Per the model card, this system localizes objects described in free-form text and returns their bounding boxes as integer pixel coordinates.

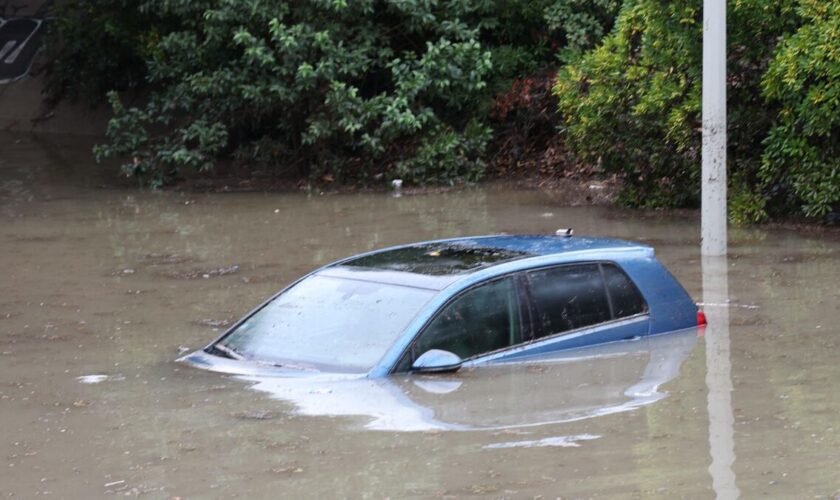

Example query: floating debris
[193,318,233,328]
[159,265,240,280]
[234,410,276,420]
[76,374,125,384]
[271,465,304,475]
[696,302,760,310]
[142,253,194,265]
[484,434,601,449]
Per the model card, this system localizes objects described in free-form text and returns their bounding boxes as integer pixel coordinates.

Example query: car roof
[316,235,652,291]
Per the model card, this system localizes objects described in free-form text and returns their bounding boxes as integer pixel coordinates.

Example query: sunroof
[342,243,531,276]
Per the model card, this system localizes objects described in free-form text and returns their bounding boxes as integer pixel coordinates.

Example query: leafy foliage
[395,121,493,185]
[86,0,496,184]
[553,0,801,215]
[761,0,840,218]
[488,72,564,177]
[544,0,620,59]
[41,1,166,106]
[47,0,619,186]
[45,0,836,221]
[554,0,703,208]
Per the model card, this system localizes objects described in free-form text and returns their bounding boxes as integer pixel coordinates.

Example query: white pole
[702,0,727,256]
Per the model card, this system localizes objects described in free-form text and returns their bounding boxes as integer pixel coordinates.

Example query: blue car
[180,232,704,377]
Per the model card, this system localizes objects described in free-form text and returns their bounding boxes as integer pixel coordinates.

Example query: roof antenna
[555,228,574,237]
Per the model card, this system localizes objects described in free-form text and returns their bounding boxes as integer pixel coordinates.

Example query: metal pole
[702,0,727,256]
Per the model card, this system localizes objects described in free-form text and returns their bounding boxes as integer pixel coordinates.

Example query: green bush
[44,0,837,221]
[554,0,799,212]
[41,0,164,106]
[85,0,497,185]
[761,0,840,218]
[553,0,702,208]
[46,0,621,186]
[544,0,621,60]
[395,121,492,185]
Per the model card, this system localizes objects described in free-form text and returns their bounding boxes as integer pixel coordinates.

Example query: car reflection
[239,328,699,431]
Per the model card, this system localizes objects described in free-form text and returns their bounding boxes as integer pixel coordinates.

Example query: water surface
[1,133,839,498]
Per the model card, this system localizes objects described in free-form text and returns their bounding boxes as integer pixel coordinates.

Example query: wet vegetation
[42,0,839,221]
[44,0,616,186]
[554,0,839,221]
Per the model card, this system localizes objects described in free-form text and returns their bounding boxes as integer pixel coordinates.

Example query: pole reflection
[702,255,739,499]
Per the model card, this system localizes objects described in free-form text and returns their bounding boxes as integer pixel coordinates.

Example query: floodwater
[1,132,839,499]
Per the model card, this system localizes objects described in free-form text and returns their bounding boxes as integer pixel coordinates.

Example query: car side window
[601,263,647,318]
[413,277,523,361]
[527,264,611,338]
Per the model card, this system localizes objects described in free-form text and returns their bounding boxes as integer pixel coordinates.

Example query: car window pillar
[597,263,616,319]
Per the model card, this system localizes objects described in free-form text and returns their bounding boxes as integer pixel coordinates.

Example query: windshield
[215,274,436,372]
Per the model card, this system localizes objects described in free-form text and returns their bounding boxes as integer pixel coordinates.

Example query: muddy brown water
[1,133,839,499]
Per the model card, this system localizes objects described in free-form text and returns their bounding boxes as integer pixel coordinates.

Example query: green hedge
[554,0,802,218]
[761,0,840,218]
[93,0,497,186]
[554,0,703,208]
[42,1,164,106]
[45,0,620,187]
[45,0,836,220]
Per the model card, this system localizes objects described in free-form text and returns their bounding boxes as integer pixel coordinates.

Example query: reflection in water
[242,330,698,432]
[75,374,109,384]
[703,255,740,499]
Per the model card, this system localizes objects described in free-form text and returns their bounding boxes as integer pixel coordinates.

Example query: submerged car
[180,232,704,377]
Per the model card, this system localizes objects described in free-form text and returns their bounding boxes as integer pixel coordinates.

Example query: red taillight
[697,310,707,326]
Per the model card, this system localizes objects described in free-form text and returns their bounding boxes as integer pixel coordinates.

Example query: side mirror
[411,349,463,374]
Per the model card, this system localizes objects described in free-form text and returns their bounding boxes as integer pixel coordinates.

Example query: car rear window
[601,263,647,318]
[527,264,611,337]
